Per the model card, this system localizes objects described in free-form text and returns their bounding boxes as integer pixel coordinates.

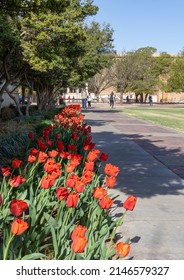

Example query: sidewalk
[83,105,184,260]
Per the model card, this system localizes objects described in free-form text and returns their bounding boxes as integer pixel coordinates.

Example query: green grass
[119,107,184,132]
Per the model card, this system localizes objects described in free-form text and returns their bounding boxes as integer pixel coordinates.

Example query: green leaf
[49,224,58,258]
[21,253,46,260]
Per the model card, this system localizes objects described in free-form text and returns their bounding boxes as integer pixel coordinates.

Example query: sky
[91,0,184,55]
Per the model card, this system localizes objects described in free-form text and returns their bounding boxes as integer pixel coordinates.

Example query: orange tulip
[85,161,94,171]
[99,196,113,209]
[66,174,79,188]
[71,236,87,253]
[48,150,59,158]
[66,192,78,208]
[86,149,100,162]
[93,186,107,200]
[71,225,87,240]
[65,164,76,173]
[41,175,55,189]
[74,181,85,193]
[38,151,48,163]
[123,195,137,211]
[104,163,120,177]
[116,242,130,258]
[11,218,29,235]
[105,176,116,188]
[28,154,36,163]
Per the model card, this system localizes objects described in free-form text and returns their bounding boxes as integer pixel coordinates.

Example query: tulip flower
[116,242,130,258]
[123,195,137,211]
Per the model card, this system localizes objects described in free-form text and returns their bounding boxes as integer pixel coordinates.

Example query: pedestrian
[81,91,87,108]
[149,95,153,106]
[18,94,22,104]
[109,91,115,108]
[87,93,92,107]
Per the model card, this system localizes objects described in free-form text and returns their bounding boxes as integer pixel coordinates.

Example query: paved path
[83,104,184,260]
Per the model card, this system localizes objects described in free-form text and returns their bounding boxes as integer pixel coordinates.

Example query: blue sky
[91,0,184,55]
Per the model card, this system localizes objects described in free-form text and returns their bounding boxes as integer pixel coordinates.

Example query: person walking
[109,91,115,108]
[87,93,92,108]
[81,91,87,108]
[149,95,153,106]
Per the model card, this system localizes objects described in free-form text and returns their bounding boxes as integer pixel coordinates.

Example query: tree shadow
[84,112,184,199]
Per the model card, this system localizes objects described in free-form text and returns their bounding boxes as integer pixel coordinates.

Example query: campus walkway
[83,104,184,260]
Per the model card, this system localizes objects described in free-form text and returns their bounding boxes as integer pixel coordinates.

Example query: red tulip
[28,132,34,139]
[99,153,108,162]
[12,159,22,169]
[10,200,28,217]
[1,167,11,177]
[123,195,137,211]
[56,187,69,201]
[9,175,26,188]
[66,192,78,208]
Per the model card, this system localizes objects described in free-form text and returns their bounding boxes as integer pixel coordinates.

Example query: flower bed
[0,105,137,260]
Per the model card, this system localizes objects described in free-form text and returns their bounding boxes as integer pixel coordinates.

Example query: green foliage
[167,53,184,92]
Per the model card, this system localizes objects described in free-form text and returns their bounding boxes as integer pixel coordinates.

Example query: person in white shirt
[87,93,92,107]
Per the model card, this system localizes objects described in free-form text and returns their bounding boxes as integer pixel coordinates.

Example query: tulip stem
[3,233,14,260]
[108,210,127,249]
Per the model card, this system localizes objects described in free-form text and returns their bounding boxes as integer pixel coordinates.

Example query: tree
[126,47,160,102]
[113,51,139,102]
[167,50,184,92]
[70,21,114,89]
[0,15,25,113]
[88,60,114,100]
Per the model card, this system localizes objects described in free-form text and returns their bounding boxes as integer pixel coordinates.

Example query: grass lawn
[118,107,184,132]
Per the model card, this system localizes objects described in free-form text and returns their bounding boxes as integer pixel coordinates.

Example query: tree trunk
[25,87,32,117]
[21,85,26,105]
[0,81,9,113]
[144,93,148,102]
[7,91,24,116]
[135,94,139,103]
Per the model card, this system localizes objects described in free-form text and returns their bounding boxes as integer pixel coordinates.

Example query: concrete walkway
[83,104,184,260]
